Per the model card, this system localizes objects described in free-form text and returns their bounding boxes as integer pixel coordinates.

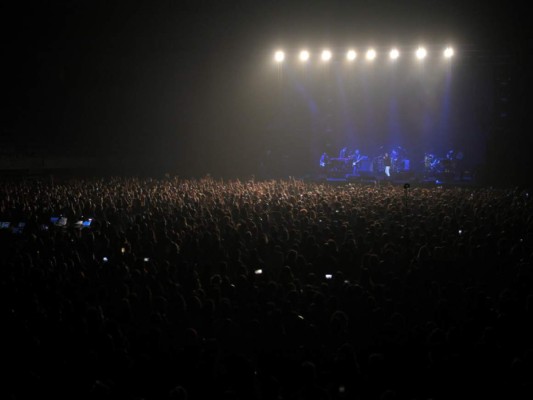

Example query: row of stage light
[273,47,455,63]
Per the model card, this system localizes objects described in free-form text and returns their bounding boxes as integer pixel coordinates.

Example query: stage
[309,168,478,187]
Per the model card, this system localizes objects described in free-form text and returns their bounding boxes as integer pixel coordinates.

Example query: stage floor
[310,170,477,187]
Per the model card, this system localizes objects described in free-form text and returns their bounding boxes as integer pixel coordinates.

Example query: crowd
[1,176,532,400]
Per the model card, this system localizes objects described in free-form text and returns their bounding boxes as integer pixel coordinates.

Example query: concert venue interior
[2,2,533,400]
[1,3,532,185]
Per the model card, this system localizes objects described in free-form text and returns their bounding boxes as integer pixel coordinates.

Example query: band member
[446,149,455,160]
[339,146,349,158]
[424,153,434,170]
[352,149,367,173]
[319,152,329,168]
[383,152,392,177]
[353,149,362,162]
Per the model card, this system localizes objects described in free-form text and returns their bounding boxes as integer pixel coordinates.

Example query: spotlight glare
[274,50,285,63]
[365,48,377,61]
[444,47,454,58]
[346,50,357,61]
[299,50,310,62]
[321,49,332,61]
[416,47,427,60]
[389,48,400,60]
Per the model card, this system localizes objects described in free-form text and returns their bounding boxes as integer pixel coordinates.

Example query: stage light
[321,49,332,61]
[443,47,454,58]
[346,50,357,61]
[365,48,376,61]
[389,48,400,60]
[416,47,427,60]
[299,50,310,62]
[274,50,285,63]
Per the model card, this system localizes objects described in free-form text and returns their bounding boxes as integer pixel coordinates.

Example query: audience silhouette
[1,176,532,399]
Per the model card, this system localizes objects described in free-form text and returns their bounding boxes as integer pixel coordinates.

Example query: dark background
[2,1,532,183]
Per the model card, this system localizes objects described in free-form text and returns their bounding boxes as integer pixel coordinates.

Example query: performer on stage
[353,149,362,162]
[319,152,329,168]
[383,152,392,177]
[446,149,455,160]
[339,146,350,159]
[351,149,368,173]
